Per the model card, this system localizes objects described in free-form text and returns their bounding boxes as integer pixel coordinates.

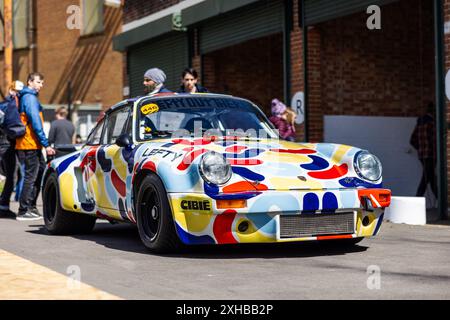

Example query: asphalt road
[1,201,450,300]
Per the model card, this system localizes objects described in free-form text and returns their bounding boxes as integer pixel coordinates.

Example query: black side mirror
[116,133,132,148]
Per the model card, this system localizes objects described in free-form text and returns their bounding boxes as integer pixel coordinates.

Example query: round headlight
[199,151,232,185]
[355,151,382,181]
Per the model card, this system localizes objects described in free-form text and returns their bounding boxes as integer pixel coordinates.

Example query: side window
[125,113,133,136]
[102,108,131,145]
[86,119,105,146]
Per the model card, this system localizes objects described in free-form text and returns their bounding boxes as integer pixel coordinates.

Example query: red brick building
[113,0,449,219]
[0,0,123,138]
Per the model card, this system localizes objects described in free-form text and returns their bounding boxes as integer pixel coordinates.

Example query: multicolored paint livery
[44,94,391,250]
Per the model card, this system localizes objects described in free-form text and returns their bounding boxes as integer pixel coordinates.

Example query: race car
[42,93,391,253]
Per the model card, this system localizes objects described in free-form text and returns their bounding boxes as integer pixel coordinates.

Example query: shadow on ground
[26,222,368,259]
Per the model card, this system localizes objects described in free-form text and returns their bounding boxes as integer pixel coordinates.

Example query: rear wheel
[135,174,182,253]
[43,172,96,235]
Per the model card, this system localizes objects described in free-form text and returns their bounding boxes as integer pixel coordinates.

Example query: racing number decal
[141,103,159,115]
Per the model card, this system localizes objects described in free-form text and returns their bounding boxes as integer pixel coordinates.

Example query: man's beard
[144,83,157,94]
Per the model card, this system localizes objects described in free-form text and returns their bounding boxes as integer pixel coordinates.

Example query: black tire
[43,172,96,235]
[135,174,182,253]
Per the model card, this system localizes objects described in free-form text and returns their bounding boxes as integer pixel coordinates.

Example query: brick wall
[307,0,435,141]
[123,0,180,24]
[37,0,123,108]
[1,0,123,108]
[202,34,284,116]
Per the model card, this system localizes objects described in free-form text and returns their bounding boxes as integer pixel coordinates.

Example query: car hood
[139,137,382,192]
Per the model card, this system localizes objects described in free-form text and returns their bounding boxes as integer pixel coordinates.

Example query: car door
[95,106,133,219]
[77,117,105,212]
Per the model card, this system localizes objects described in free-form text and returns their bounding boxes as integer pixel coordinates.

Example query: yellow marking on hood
[331,145,352,163]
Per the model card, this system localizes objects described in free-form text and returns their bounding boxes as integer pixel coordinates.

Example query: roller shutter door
[128,32,188,97]
[304,0,400,26]
[200,0,284,54]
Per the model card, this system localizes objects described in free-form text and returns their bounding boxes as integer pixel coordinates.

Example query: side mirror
[116,133,132,148]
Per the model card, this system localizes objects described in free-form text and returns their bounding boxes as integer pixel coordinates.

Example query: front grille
[280,212,355,239]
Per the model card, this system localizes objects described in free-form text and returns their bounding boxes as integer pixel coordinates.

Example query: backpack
[0,96,26,139]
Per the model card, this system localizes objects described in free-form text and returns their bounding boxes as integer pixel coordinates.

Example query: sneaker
[0,209,16,219]
[29,206,41,216]
[16,211,42,221]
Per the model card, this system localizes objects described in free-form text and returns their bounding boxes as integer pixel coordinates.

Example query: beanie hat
[271,98,287,116]
[144,68,167,84]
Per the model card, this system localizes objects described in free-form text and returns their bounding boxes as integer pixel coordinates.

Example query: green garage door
[128,32,188,97]
[200,0,284,54]
[304,0,400,26]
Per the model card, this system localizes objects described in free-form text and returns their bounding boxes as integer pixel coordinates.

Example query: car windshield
[136,96,279,141]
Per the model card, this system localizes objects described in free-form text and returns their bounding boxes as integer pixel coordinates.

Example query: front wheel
[43,172,96,235]
[135,174,182,253]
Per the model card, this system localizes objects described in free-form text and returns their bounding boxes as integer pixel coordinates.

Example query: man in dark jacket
[48,106,75,158]
[410,102,437,198]
[143,68,172,95]
[177,68,208,94]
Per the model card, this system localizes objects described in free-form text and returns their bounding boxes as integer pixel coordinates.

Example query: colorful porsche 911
[42,93,391,252]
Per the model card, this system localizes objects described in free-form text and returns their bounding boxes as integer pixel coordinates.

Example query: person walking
[143,68,172,95]
[410,102,437,199]
[269,99,296,142]
[0,81,24,219]
[15,72,55,221]
[48,106,75,158]
[177,68,208,94]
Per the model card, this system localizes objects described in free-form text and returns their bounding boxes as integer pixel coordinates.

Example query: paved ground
[1,199,449,300]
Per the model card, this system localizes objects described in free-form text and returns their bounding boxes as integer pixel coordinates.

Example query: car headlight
[354,151,382,181]
[199,151,232,185]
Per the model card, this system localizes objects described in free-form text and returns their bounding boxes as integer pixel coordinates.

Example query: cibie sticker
[141,103,159,115]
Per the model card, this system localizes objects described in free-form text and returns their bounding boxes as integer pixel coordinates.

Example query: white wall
[324,115,423,197]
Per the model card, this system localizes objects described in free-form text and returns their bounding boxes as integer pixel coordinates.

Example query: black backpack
[0,96,26,139]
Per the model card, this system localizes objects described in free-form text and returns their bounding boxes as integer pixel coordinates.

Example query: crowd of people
[0,67,300,221]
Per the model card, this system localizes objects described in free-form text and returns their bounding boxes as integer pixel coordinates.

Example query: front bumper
[168,189,391,245]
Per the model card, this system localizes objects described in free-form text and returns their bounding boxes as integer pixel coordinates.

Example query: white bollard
[384,197,426,225]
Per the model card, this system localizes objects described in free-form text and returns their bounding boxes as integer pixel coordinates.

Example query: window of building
[0,0,29,50]
[81,0,104,36]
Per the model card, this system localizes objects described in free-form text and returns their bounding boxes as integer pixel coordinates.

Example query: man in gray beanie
[143,68,172,95]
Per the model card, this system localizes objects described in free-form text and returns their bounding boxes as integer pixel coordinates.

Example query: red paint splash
[270,148,316,154]
[142,160,157,172]
[225,145,248,153]
[111,170,126,197]
[177,148,208,171]
[228,159,263,166]
[172,137,217,146]
[307,164,348,180]
[213,210,238,244]
[223,181,268,193]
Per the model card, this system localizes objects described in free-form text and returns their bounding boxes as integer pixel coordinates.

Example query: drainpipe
[301,0,309,141]
[283,0,293,105]
[4,0,13,90]
[434,0,448,220]
[28,0,37,72]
